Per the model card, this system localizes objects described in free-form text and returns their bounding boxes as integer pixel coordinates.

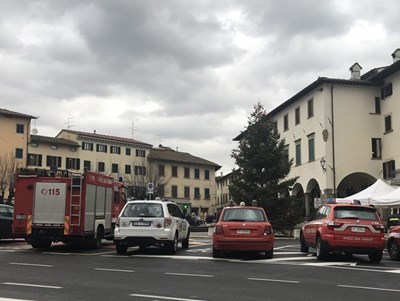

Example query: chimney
[349,62,362,80]
[392,48,400,63]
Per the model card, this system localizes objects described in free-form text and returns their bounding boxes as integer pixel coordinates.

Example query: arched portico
[337,172,376,198]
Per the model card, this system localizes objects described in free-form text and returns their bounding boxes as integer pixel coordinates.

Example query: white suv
[114,199,190,254]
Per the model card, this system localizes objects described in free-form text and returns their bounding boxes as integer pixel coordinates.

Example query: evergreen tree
[230,102,303,232]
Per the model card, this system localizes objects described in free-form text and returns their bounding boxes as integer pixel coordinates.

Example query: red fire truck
[12,168,127,249]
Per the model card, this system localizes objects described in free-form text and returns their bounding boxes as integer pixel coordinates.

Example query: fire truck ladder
[70,173,83,227]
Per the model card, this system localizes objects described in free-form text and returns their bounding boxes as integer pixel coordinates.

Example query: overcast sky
[1,0,399,175]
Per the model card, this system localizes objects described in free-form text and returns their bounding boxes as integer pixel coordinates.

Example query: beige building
[215,171,235,214]
[0,108,37,167]
[148,145,221,215]
[240,48,400,217]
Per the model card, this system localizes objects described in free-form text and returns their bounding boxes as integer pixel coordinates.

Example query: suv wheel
[182,231,190,249]
[388,240,400,261]
[166,233,178,254]
[369,250,383,263]
[116,243,128,255]
[264,249,273,259]
[316,236,328,260]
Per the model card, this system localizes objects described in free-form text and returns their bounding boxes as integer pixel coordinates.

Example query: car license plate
[237,229,250,234]
[133,221,151,226]
[351,226,365,233]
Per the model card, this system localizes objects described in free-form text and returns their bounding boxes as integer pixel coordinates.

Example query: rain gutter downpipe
[330,84,337,196]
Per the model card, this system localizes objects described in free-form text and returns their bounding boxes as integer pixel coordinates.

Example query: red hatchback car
[387,225,400,261]
[300,201,385,263]
[212,206,275,258]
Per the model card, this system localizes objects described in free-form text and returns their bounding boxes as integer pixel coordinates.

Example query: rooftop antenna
[31,119,38,135]
[66,117,75,130]
[130,121,138,139]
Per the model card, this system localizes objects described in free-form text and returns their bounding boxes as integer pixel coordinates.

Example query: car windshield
[334,206,378,221]
[222,208,266,222]
[122,203,163,217]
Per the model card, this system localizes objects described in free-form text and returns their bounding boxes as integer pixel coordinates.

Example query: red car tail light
[164,217,172,228]
[327,220,343,230]
[215,225,223,235]
[373,224,385,233]
[264,225,273,235]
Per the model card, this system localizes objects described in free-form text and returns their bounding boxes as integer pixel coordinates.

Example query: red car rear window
[222,208,266,222]
[333,206,378,221]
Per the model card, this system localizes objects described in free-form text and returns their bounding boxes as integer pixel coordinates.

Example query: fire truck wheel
[116,243,128,255]
[92,227,104,249]
[31,240,51,250]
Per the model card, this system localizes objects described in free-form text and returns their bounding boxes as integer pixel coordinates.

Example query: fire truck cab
[13,168,127,249]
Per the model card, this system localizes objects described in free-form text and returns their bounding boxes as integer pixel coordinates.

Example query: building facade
[255,48,400,216]
[148,145,221,215]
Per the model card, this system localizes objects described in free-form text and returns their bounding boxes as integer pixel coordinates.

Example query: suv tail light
[164,217,172,228]
[327,220,343,230]
[373,224,385,233]
[215,225,223,235]
[264,225,273,235]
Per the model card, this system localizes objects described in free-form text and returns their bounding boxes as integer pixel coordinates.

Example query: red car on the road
[300,200,385,263]
[387,225,400,261]
[212,206,274,258]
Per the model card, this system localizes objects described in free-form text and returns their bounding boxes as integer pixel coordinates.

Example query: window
[136,149,146,157]
[16,124,24,134]
[283,114,289,131]
[46,156,61,168]
[112,163,118,173]
[295,107,300,125]
[307,98,314,118]
[283,145,289,162]
[135,166,146,175]
[374,97,381,114]
[308,134,315,162]
[84,160,91,171]
[159,165,165,176]
[204,188,210,200]
[273,121,278,135]
[171,186,178,198]
[66,158,80,170]
[96,144,107,153]
[98,162,105,172]
[204,170,210,180]
[82,142,93,151]
[110,146,121,154]
[295,140,301,166]
[125,165,131,174]
[158,185,165,197]
[184,186,190,198]
[381,82,393,100]
[371,138,382,159]
[184,167,190,178]
[194,169,200,179]
[385,114,392,133]
[126,148,131,156]
[383,160,396,179]
[172,166,178,177]
[194,188,200,199]
[28,154,42,166]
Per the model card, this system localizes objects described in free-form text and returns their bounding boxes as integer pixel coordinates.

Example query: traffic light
[183,204,189,210]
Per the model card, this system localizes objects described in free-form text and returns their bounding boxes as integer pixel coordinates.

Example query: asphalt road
[0,237,400,301]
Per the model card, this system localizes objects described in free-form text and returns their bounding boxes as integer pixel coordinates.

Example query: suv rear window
[122,203,164,217]
[222,208,266,222]
[334,206,378,221]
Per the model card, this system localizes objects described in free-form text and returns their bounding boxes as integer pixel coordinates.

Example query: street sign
[147,182,154,194]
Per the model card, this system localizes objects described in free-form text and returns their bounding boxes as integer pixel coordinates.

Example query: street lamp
[320,157,326,172]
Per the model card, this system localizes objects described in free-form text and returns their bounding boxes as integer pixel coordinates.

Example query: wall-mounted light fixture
[320,157,326,172]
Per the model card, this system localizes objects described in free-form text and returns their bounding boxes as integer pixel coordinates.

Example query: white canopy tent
[370,186,400,207]
[341,179,396,205]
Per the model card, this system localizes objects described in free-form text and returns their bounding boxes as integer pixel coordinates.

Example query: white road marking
[248,277,300,284]
[130,294,206,301]
[9,262,53,268]
[303,261,358,267]
[95,268,134,273]
[165,272,214,278]
[385,269,400,273]
[274,245,298,250]
[0,297,35,301]
[2,282,62,289]
[338,285,400,293]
